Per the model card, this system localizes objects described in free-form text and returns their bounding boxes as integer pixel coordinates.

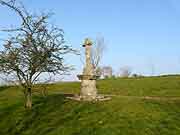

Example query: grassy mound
[1,75,180,135]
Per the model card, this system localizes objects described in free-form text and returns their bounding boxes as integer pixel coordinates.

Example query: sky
[0,0,180,81]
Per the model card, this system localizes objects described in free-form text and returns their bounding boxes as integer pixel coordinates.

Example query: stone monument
[67,38,111,101]
[77,38,98,100]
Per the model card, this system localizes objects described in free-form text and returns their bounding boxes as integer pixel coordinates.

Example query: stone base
[66,94,111,102]
[80,79,97,99]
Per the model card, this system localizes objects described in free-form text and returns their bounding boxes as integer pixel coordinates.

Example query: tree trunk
[25,87,32,109]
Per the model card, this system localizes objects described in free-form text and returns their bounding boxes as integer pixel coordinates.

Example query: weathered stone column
[77,38,98,101]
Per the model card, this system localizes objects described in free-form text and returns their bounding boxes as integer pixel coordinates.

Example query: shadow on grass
[0,86,11,92]
[0,94,68,135]
[1,93,107,135]
[33,94,67,108]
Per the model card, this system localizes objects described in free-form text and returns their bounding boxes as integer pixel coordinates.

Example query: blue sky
[0,0,180,80]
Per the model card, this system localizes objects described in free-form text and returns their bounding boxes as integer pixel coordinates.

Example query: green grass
[98,76,180,96]
[1,75,180,135]
[47,75,180,97]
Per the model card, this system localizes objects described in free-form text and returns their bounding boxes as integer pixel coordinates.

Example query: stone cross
[67,38,111,101]
[77,38,97,100]
[83,38,94,75]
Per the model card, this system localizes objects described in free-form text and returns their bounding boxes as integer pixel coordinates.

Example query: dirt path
[103,94,180,101]
[49,91,180,101]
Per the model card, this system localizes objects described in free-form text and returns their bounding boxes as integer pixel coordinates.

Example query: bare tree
[101,66,113,78]
[91,36,106,74]
[0,0,76,109]
[146,58,156,76]
[119,66,132,77]
[149,62,155,76]
[95,67,102,77]
[33,74,55,97]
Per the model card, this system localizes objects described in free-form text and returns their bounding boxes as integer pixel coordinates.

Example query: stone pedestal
[81,80,97,100]
[77,74,98,101]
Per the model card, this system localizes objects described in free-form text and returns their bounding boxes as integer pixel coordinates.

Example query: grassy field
[1,75,180,135]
